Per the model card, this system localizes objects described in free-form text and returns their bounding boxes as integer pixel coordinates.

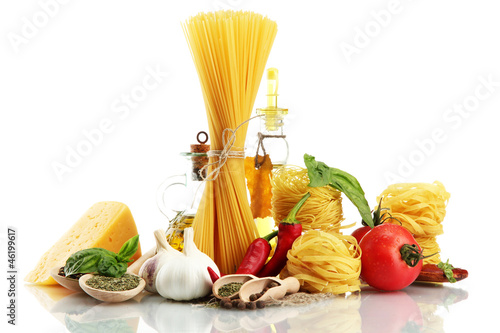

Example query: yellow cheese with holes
[25,201,142,285]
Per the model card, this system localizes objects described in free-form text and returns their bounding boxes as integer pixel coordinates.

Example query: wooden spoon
[239,276,300,302]
[212,274,257,300]
[79,274,145,303]
[50,266,84,292]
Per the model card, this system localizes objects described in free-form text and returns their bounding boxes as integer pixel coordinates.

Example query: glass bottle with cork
[156,131,209,251]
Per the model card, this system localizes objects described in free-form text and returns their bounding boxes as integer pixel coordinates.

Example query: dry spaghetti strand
[183,11,278,274]
[377,181,450,264]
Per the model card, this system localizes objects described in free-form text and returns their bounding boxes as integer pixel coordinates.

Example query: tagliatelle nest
[271,166,344,232]
[377,181,450,264]
[280,230,362,294]
[377,181,450,237]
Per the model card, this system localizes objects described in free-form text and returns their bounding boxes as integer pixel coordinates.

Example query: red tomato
[359,224,423,291]
[351,226,372,244]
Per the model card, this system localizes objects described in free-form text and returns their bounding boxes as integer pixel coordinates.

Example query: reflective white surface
[18,282,475,333]
[2,0,500,332]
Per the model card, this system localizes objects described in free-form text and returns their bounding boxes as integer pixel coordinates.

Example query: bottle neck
[259,112,286,136]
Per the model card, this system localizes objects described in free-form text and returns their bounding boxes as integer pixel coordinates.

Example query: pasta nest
[377,181,450,264]
[281,230,362,294]
[376,181,450,237]
[271,166,344,232]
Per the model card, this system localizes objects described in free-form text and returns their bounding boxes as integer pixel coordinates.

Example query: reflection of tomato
[360,290,423,333]
[359,224,423,291]
[351,225,371,244]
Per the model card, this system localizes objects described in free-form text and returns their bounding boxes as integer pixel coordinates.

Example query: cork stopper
[191,131,210,154]
[190,131,209,181]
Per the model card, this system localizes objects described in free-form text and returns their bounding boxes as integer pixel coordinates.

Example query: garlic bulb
[156,227,220,301]
[139,229,182,293]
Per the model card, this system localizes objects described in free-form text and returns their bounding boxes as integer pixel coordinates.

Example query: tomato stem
[400,244,437,267]
[361,197,401,228]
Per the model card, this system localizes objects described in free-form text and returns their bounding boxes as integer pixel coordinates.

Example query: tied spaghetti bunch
[183,11,278,274]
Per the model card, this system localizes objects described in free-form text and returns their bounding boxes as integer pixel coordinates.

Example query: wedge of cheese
[25,201,142,285]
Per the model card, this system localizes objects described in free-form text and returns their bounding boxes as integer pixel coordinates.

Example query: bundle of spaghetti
[183,11,278,274]
[281,230,362,294]
[271,166,344,232]
[377,181,450,264]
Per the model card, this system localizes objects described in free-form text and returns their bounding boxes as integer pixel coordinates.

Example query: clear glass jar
[254,108,289,168]
[156,132,209,251]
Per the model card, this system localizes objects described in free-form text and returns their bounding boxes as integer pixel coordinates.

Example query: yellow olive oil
[166,214,195,251]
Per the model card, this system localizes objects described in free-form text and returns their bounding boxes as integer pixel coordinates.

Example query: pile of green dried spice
[86,274,140,291]
[217,282,243,297]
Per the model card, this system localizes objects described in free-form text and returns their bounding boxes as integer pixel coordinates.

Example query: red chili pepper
[207,266,220,283]
[235,230,278,275]
[257,193,310,277]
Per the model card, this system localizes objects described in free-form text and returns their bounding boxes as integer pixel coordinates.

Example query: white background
[1,0,499,332]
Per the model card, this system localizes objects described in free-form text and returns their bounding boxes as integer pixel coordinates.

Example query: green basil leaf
[98,256,127,278]
[303,154,334,187]
[117,235,139,262]
[438,259,457,283]
[64,252,101,276]
[304,154,374,228]
[64,248,115,276]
